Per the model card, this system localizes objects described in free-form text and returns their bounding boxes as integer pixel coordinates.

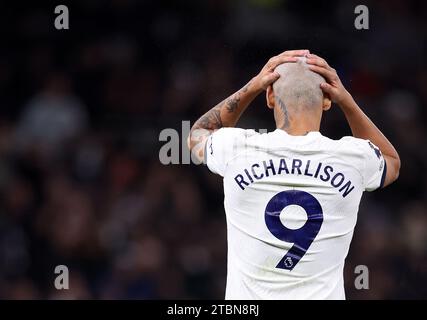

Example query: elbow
[187,128,198,153]
[394,156,401,181]
[390,154,401,183]
[187,132,192,152]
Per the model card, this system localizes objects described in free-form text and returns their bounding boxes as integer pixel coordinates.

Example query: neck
[275,110,321,136]
[276,123,320,136]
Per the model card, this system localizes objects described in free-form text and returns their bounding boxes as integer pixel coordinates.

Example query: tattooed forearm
[192,79,258,135]
[275,95,290,129]
[188,78,261,162]
[193,105,223,131]
[225,80,252,113]
[241,81,251,93]
[226,95,240,113]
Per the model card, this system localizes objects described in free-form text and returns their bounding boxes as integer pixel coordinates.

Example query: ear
[322,93,332,111]
[266,85,275,109]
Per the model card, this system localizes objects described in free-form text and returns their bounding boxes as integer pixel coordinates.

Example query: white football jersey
[206,128,386,300]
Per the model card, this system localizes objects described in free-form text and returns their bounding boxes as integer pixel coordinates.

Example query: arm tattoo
[275,96,290,129]
[194,105,223,130]
[189,80,256,161]
[241,82,250,93]
[193,80,253,131]
[226,95,240,113]
[226,80,252,113]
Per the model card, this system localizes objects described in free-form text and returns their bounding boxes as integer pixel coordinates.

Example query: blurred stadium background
[0,0,426,299]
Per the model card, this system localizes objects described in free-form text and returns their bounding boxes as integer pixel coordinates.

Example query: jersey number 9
[264,190,324,271]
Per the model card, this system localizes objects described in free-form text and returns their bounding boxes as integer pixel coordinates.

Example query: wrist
[338,91,356,111]
[249,76,266,95]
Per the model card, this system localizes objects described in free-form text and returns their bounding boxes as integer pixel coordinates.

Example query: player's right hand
[306,54,352,106]
[252,49,310,91]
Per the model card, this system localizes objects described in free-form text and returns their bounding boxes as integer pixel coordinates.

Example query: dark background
[0,0,426,299]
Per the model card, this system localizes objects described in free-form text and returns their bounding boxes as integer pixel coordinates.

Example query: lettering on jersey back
[234,158,355,198]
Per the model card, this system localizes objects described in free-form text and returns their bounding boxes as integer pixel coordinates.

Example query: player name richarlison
[234,157,355,198]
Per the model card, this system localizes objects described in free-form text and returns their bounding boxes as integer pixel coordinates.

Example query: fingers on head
[308,65,335,80]
[307,58,327,68]
[268,56,297,70]
[306,54,333,71]
[280,49,310,57]
[320,82,332,90]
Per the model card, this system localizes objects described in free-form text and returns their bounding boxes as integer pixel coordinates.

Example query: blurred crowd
[0,0,426,299]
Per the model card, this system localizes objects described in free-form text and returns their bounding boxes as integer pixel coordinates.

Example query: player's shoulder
[338,135,375,149]
[331,135,379,158]
[212,127,259,141]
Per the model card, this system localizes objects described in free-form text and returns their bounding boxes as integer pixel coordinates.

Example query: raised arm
[187,49,309,163]
[307,54,400,187]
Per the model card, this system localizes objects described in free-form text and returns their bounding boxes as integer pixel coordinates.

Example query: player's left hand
[305,54,352,106]
[252,49,310,91]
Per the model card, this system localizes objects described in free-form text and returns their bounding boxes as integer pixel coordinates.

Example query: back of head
[273,57,325,112]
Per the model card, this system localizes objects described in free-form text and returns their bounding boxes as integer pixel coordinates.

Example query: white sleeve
[360,140,387,191]
[205,128,252,177]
